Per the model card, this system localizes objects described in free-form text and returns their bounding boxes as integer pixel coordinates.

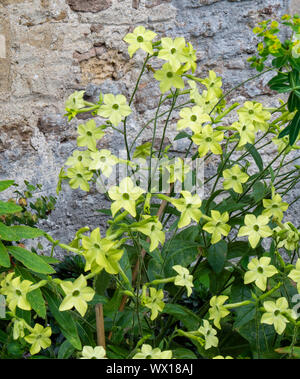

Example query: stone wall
[0,0,299,256]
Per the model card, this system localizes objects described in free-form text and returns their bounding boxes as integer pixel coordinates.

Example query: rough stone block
[66,0,112,13]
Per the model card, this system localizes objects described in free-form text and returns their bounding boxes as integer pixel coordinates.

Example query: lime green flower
[98,94,132,126]
[0,272,15,297]
[77,119,105,151]
[66,150,91,168]
[166,157,191,184]
[274,222,300,251]
[182,42,197,73]
[198,320,218,350]
[262,191,288,221]
[213,355,233,359]
[133,142,152,159]
[123,26,157,57]
[12,318,26,340]
[170,190,202,229]
[133,216,165,252]
[199,70,222,97]
[4,276,33,312]
[59,274,95,317]
[89,149,118,177]
[80,346,107,359]
[173,265,194,297]
[108,177,145,217]
[67,164,93,192]
[192,125,224,157]
[143,287,165,321]
[177,106,211,133]
[65,90,86,111]
[208,295,230,329]
[188,81,219,114]
[244,257,278,291]
[133,344,172,359]
[288,258,300,293]
[203,210,231,244]
[157,37,187,72]
[237,101,271,129]
[81,228,124,274]
[222,165,249,194]
[154,62,185,93]
[232,120,256,147]
[24,323,52,356]
[238,214,272,248]
[261,297,295,335]
[272,135,291,154]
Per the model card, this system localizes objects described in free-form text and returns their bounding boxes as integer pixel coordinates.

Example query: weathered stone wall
[0,0,299,256]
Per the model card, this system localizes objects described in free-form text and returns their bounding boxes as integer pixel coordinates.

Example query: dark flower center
[123,193,130,200]
[87,131,92,136]
[171,48,177,54]
[112,104,119,110]
[167,72,173,78]
[274,310,280,316]
[257,266,264,274]
[248,110,254,115]
[191,115,197,122]
[206,137,212,142]
[232,175,238,180]
[137,36,144,43]
[72,290,80,297]
[254,225,259,231]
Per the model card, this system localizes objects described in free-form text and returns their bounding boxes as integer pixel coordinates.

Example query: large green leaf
[0,240,10,268]
[0,180,15,192]
[164,303,200,330]
[0,223,44,241]
[231,281,255,328]
[57,340,76,359]
[8,246,55,274]
[162,240,200,277]
[43,289,82,350]
[207,240,227,274]
[0,201,22,216]
[245,143,263,172]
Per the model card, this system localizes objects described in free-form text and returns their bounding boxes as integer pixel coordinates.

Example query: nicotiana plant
[1,15,300,359]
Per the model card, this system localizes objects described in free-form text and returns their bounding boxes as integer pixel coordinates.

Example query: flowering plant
[1,14,300,359]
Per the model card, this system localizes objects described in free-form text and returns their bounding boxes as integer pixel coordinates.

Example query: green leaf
[252,181,266,202]
[164,303,200,330]
[0,180,15,192]
[227,241,251,259]
[0,223,44,241]
[272,55,288,69]
[94,271,111,296]
[58,340,75,359]
[7,246,55,274]
[289,111,300,145]
[288,91,300,112]
[174,131,191,141]
[27,289,46,319]
[0,201,22,216]
[43,289,82,350]
[0,240,10,268]
[172,348,197,359]
[245,143,263,171]
[231,281,255,328]
[119,248,132,285]
[207,240,227,274]
[162,240,199,277]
